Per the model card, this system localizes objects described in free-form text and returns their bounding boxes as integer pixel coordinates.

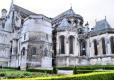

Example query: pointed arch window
[69,36,74,54]
[110,37,114,54]
[21,47,25,56]
[94,40,98,56]
[80,40,86,56]
[102,38,106,54]
[60,36,65,54]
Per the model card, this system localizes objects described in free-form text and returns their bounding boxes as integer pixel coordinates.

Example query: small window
[74,20,77,24]
[21,19,24,25]
[68,20,71,24]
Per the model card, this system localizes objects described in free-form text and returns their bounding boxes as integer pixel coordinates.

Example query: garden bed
[3,71,114,80]
[0,68,63,79]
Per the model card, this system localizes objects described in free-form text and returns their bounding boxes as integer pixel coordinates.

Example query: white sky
[0,0,114,28]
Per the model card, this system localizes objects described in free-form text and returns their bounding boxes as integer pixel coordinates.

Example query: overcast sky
[0,0,114,28]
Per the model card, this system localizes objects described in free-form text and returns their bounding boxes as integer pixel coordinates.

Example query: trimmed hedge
[0,67,19,70]
[0,67,103,74]
[27,69,103,74]
[57,65,114,70]
[27,69,52,74]
[3,71,114,80]
[77,70,104,74]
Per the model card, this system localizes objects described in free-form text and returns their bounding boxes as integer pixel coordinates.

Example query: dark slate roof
[58,18,70,27]
[53,8,76,21]
[52,8,83,24]
[93,19,111,32]
[13,4,38,18]
[89,28,114,37]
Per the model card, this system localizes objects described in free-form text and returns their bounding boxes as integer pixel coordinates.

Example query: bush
[6,71,114,80]
[0,73,5,77]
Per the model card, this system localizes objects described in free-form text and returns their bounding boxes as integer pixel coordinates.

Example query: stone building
[0,1,114,70]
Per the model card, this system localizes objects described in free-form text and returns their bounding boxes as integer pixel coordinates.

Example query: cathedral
[0,1,114,70]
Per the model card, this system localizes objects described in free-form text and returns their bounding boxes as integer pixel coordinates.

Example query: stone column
[74,36,78,56]
[12,40,16,55]
[86,39,89,57]
[56,35,59,56]
[98,39,102,56]
[66,57,69,66]
[91,40,95,57]
[65,36,69,56]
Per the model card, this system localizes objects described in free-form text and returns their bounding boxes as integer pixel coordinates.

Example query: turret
[1,9,7,18]
[84,21,89,33]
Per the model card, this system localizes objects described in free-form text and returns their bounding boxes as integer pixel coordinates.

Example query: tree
[52,27,57,69]
[52,66,57,74]
[73,66,78,74]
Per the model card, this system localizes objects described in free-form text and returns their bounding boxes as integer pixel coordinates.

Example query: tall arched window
[80,40,86,56]
[60,36,65,54]
[94,40,98,56]
[110,37,114,54]
[69,36,74,54]
[102,38,106,54]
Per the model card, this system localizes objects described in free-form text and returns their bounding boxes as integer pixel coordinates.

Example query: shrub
[0,73,5,77]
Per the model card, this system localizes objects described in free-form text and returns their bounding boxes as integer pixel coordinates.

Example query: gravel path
[58,70,73,75]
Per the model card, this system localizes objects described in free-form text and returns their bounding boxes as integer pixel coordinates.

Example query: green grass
[1,65,114,79]
[3,71,114,80]
[0,68,64,79]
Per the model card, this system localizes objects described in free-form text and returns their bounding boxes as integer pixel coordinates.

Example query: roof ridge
[13,4,38,15]
[53,8,75,20]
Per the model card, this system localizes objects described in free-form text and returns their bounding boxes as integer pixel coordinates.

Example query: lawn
[0,68,63,79]
[1,65,114,79]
